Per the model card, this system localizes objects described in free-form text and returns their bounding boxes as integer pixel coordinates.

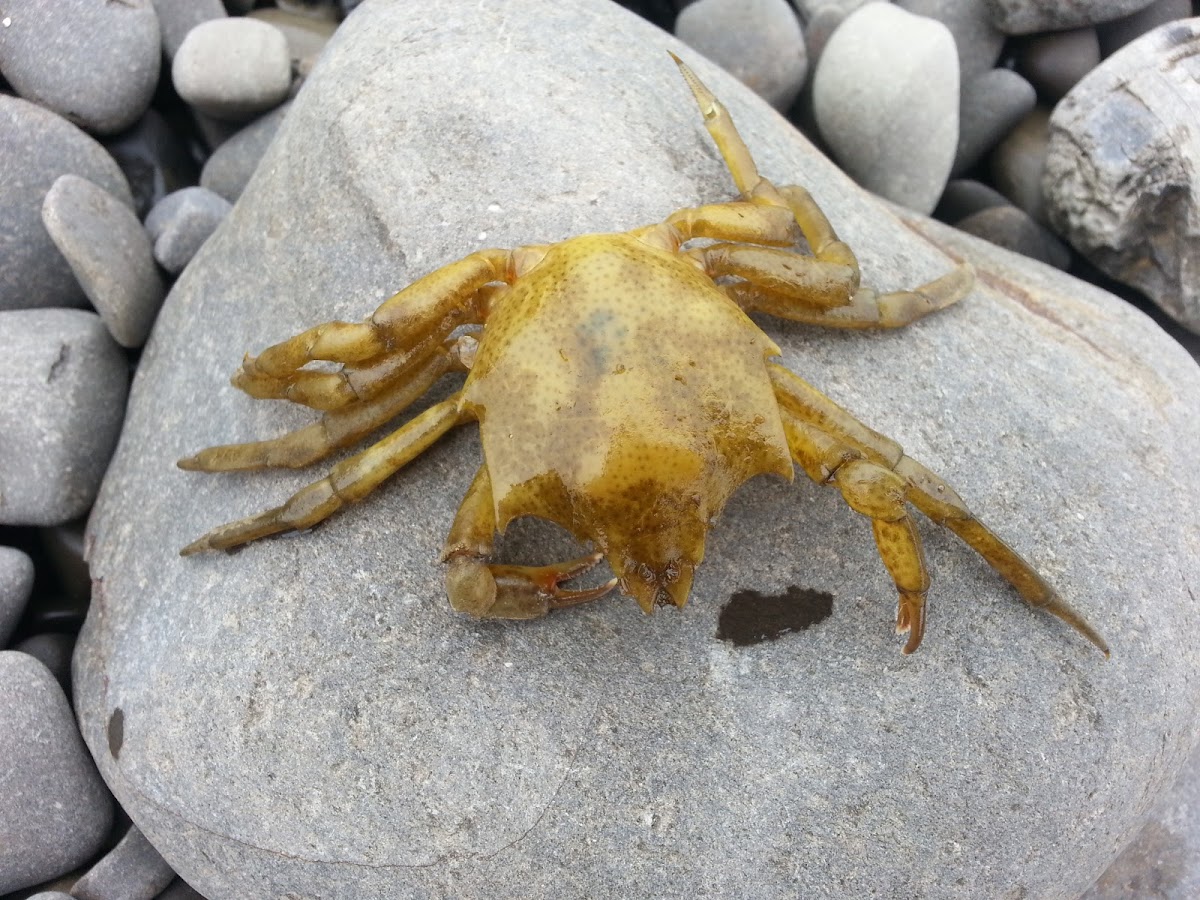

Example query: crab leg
[770,364,1108,655]
[442,465,617,619]
[179,336,475,472]
[180,395,466,554]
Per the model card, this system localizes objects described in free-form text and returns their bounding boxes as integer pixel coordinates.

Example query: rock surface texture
[983,0,1162,34]
[1044,18,1200,335]
[75,2,1200,899]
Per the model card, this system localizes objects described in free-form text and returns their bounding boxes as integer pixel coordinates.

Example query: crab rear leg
[442,466,617,619]
[181,395,465,554]
[770,364,1108,655]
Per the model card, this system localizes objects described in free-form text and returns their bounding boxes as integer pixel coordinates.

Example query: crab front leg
[770,364,1109,655]
[442,466,617,619]
[181,395,466,554]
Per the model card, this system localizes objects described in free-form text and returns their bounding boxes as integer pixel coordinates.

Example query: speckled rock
[42,175,166,349]
[75,1,1200,898]
[172,18,292,121]
[0,547,35,646]
[199,103,290,203]
[813,2,959,213]
[675,0,807,110]
[71,826,176,900]
[0,653,113,893]
[0,96,133,311]
[15,633,75,694]
[0,0,160,134]
[145,187,232,275]
[1044,19,1200,334]
[896,0,1006,79]
[982,0,1162,34]
[953,68,1037,176]
[0,309,129,526]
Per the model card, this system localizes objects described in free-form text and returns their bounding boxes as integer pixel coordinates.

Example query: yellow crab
[180,56,1107,656]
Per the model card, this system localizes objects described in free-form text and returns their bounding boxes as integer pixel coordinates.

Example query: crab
[179,55,1107,657]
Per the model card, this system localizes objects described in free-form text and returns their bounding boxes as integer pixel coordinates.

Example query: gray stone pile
[1,0,1199,898]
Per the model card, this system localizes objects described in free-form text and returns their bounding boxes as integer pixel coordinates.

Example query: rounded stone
[0,0,161,135]
[172,18,293,121]
[896,0,1006,79]
[675,0,808,110]
[73,2,1200,898]
[0,546,35,646]
[989,105,1052,223]
[0,652,114,893]
[955,204,1072,268]
[0,96,133,312]
[42,175,166,349]
[1044,19,1200,333]
[813,2,959,214]
[982,0,1163,35]
[14,634,76,694]
[71,826,176,900]
[145,187,233,275]
[199,103,290,203]
[0,309,129,527]
[953,67,1037,176]
[1017,26,1102,101]
[151,0,227,60]
[934,178,1014,222]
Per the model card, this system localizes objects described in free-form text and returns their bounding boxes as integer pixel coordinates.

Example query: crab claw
[445,551,618,620]
[895,590,928,656]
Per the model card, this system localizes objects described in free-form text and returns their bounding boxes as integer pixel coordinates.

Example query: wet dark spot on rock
[717,586,833,647]
[108,707,124,760]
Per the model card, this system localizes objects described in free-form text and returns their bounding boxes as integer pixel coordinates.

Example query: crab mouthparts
[617,555,698,613]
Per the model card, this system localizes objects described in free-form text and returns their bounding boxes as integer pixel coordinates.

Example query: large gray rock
[0,96,133,311]
[982,0,1161,34]
[1044,19,1200,335]
[76,1,1200,898]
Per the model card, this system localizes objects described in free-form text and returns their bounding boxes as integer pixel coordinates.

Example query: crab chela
[179,55,1107,657]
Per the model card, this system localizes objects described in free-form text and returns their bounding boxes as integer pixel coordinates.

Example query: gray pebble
[42,175,166,349]
[0,0,161,135]
[896,0,1006,78]
[155,880,207,900]
[199,103,290,202]
[1017,26,1101,100]
[988,105,1051,223]
[151,0,227,60]
[145,187,233,274]
[0,652,113,893]
[956,204,1071,268]
[1097,0,1192,56]
[0,96,133,312]
[813,2,959,213]
[934,178,1012,221]
[103,109,200,220]
[803,4,845,62]
[981,0,1162,35]
[675,0,807,110]
[172,18,293,122]
[0,309,129,527]
[14,633,76,694]
[0,546,35,647]
[72,826,177,900]
[953,67,1037,176]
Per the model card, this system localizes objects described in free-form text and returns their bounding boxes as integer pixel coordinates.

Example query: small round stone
[1017,27,1101,100]
[145,187,233,274]
[956,204,1072,268]
[0,309,129,527]
[989,105,1052,223]
[954,68,1037,176]
[0,652,113,893]
[934,178,1012,222]
[0,0,160,135]
[42,175,165,349]
[199,103,290,202]
[896,0,1006,79]
[813,3,959,213]
[152,0,227,60]
[172,18,293,122]
[71,826,177,900]
[0,96,133,312]
[0,547,35,647]
[675,0,808,110]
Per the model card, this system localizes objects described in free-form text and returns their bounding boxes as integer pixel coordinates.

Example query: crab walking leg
[770,364,1109,654]
[442,466,617,619]
[179,338,471,472]
[781,414,932,653]
[180,396,465,555]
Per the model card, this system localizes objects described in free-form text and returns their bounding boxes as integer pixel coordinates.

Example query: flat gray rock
[0,96,133,311]
[0,0,160,135]
[1044,18,1200,335]
[42,175,166,349]
[172,18,292,122]
[198,103,290,203]
[145,187,232,275]
[983,0,1161,34]
[71,825,176,900]
[0,652,113,893]
[76,1,1200,898]
[0,546,35,646]
[0,309,129,526]
[813,3,958,214]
